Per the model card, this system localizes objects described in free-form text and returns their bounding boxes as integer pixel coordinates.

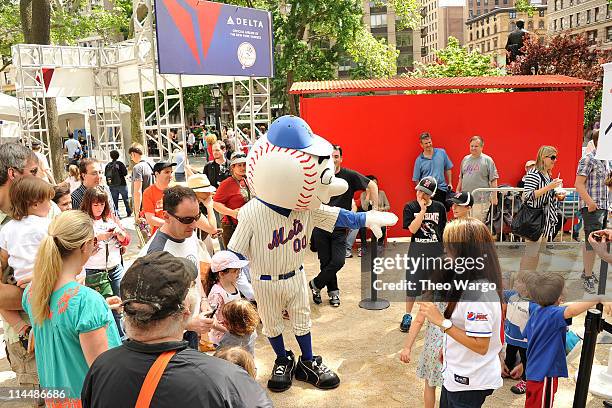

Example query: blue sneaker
[400,314,412,332]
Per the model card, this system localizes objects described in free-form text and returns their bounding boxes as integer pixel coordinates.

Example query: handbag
[85,242,114,298]
[511,204,545,241]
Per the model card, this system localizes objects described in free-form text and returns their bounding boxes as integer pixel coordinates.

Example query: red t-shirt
[214,177,248,224]
[142,184,165,234]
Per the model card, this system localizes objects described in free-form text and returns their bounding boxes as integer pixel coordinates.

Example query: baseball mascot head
[246,115,348,210]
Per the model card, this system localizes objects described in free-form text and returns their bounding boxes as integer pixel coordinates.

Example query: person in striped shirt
[519,146,566,273]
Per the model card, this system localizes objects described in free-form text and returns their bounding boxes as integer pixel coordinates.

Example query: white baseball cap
[211,251,249,273]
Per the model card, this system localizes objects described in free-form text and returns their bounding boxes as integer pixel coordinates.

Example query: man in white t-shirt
[138,185,213,348]
[64,134,81,161]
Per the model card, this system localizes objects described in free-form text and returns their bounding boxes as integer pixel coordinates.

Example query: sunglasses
[168,211,201,225]
[547,155,557,161]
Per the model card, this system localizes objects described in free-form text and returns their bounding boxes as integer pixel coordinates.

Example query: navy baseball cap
[265,115,333,156]
[449,191,474,207]
[153,161,176,174]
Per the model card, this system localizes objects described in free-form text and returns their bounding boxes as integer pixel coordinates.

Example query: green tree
[406,37,504,93]
[223,0,419,115]
[507,34,612,129]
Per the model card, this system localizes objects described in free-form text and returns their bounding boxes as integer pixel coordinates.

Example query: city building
[339,0,420,77]
[420,1,465,63]
[464,5,548,66]
[547,0,612,49]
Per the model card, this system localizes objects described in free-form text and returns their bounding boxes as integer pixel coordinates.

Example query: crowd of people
[0,120,610,408]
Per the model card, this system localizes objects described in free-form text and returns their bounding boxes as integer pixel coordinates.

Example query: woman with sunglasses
[214,152,252,248]
[80,187,130,337]
[22,210,121,406]
[519,146,566,272]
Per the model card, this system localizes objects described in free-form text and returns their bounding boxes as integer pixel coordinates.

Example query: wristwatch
[441,319,453,333]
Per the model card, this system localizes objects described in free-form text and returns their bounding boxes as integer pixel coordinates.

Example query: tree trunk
[129,93,144,146]
[286,70,298,116]
[220,83,234,126]
[21,0,64,179]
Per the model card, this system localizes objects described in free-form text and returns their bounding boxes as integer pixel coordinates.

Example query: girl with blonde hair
[214,346,257,378]
[519,145,566,272]
[0,177,54,348]
[23,210,121,406]
[64,164,81,193]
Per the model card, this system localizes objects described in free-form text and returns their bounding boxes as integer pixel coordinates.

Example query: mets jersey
[228,199,339,277]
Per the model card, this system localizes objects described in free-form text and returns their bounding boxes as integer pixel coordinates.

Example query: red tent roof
[289,75,595,95]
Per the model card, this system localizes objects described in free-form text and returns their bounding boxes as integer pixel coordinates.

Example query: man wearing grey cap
[82,251,272,408]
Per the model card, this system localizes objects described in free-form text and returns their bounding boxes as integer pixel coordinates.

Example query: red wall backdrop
[300,90,585,237]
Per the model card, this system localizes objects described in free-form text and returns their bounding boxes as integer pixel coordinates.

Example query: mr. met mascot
[228,116,397,392]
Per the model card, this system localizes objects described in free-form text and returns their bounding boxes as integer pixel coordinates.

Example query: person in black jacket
[506,19,528,64]
[105,150,132,218]
[81,251,272,408]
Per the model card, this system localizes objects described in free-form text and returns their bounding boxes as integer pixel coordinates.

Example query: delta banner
[597,63,612,160]
[154,0,273,77]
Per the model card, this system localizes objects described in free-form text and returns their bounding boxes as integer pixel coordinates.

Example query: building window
[495,0,499,4]
[493,37,498,48]
[396,30,413,47]
[607,26,612,41]
[539,36,545,44]
[484,8,488,13]
[569,0,573,6]
[539,9,545,17]
[509,10,516,18]
[470,32,473,41]
[477,30,480,39]
[370,14,387,27]
[487,41,490,51]
[587,9,591,23]
[608,4,611,19]
[569,15,573,28]
[553,19,557,31]
[485,0,488,4]
[469,45,473,52]
[503,0,508,4]
[560,17,564,29]
[587,29,597,43]
[576,12,580,26]
[528,20,534,29]
[510,22,516,30]
[487,27,490,35]
[494,24,497,33]
[397,52,414,68]
[482,28,485,37]
[538,20,545,29]
[595,7,600,21]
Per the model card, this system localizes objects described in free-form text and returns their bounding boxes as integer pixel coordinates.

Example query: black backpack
[105,161,123,187]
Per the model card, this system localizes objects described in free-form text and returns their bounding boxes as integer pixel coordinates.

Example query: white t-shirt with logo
[442,283,503,392]
[139,230,208,314]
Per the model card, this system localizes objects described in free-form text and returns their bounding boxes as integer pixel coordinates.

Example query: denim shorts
[581,208,607,250]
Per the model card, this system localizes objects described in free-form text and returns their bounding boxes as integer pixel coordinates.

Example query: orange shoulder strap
[135,350,177,408]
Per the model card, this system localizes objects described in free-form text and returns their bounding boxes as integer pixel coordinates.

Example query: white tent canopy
[0,92,22,122]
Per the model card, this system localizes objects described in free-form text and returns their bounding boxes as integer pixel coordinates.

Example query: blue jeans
[109,185,132,217]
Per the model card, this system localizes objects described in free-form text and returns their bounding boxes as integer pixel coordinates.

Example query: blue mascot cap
[266,115,333,156]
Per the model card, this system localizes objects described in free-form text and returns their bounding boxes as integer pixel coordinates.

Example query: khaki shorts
[5,340,39,386]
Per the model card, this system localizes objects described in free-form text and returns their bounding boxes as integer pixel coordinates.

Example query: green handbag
[85,242,114,298]
[85,271,113,298]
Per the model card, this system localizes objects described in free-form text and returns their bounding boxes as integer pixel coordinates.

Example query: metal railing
[470,186,583,244]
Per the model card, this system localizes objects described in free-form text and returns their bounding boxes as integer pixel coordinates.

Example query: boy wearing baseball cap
[448,191,474,219]
[400,176,447,332]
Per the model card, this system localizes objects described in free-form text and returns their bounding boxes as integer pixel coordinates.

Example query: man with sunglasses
[139,186,214,349]
[0,143,40,397]
[202,141,230,188]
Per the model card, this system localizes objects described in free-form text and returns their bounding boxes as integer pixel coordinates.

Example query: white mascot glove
[365,210,398,239]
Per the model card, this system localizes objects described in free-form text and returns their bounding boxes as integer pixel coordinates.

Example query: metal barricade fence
[470,187,582,244]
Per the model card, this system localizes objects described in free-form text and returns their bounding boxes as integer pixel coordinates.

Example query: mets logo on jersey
[467,312,488,321]
[268,219,308,253]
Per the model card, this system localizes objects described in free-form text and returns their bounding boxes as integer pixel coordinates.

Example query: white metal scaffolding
[233,77,272,148]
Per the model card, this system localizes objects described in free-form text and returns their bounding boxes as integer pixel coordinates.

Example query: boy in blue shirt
[524,272,605,408]
[503,271,539,395]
